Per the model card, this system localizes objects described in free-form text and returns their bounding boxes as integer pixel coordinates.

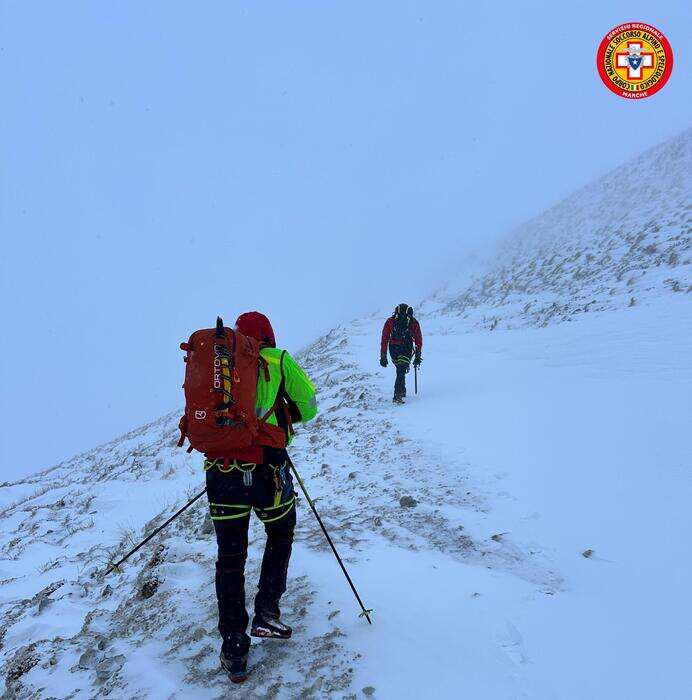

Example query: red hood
[235,311,276,347]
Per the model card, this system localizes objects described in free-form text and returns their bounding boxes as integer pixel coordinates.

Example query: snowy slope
[426,127,691,330]
[358,298,692,699]
[2,326,559,699]
[2,132,691,699]
[2,296,690,699]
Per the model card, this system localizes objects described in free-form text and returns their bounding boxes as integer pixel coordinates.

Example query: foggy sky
[2,0,690,480]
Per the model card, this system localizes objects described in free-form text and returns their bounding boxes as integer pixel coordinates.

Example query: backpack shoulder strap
[258,350,287,425]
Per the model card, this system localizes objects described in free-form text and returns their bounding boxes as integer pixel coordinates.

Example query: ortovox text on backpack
[177,317,281,456]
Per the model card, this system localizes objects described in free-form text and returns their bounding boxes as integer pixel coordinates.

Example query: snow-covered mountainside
[2,325,560,699]
[427,128,691,329]
[1,132,691,699]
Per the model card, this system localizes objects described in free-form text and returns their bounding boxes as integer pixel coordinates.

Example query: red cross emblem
[616,41,654,80]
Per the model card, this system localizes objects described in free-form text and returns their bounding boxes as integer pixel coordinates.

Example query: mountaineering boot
[251,611,292,639]
[393,395,405,404]
[220,637,249,683]
[220,649,248,684]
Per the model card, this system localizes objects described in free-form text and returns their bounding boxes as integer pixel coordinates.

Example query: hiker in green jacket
[205,311,317,682]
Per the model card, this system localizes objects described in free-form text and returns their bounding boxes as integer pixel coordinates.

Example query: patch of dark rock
[95,654,126,683]
[399,495,417,508]
[37,596,53,614]
[5,644,40,684]
[31,580,65,604]
[138,576,161,599]
[77,649,100,670]
[31,580,65,617]
[148,544,165,568]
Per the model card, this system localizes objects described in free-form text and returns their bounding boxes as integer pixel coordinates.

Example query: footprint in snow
[496,620,529,666]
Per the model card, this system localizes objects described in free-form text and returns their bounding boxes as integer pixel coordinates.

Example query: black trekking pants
[389,341,413,399]
[205,455,296,655]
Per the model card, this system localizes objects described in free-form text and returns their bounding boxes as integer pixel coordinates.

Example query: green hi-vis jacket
[257,347,318,442]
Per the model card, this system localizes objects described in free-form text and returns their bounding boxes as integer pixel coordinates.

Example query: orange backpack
[177,317,270,456]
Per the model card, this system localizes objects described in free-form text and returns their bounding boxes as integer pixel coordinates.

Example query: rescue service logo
[596,23,673,99]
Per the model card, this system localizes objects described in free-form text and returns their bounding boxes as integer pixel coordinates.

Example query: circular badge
[597,23,673,99]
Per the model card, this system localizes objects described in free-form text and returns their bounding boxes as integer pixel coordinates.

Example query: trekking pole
[286,455,373,624]
[414,365,418,395]
[104,487,207,577]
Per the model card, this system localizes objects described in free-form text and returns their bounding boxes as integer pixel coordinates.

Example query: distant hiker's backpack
[177,317,281,456]
[390,306,413,343]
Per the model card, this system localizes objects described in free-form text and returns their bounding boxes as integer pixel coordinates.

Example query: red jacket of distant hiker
[380,316,423,355]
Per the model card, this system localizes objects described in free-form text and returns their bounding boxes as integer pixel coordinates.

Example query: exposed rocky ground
[426,128,691,330]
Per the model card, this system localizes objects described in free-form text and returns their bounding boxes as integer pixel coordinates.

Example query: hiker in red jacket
[380,304,423,403]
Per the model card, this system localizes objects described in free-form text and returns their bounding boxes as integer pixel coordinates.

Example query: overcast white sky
[1,1,690,480]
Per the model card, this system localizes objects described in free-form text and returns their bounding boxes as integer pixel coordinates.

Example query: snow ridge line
[428,128,692,331]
